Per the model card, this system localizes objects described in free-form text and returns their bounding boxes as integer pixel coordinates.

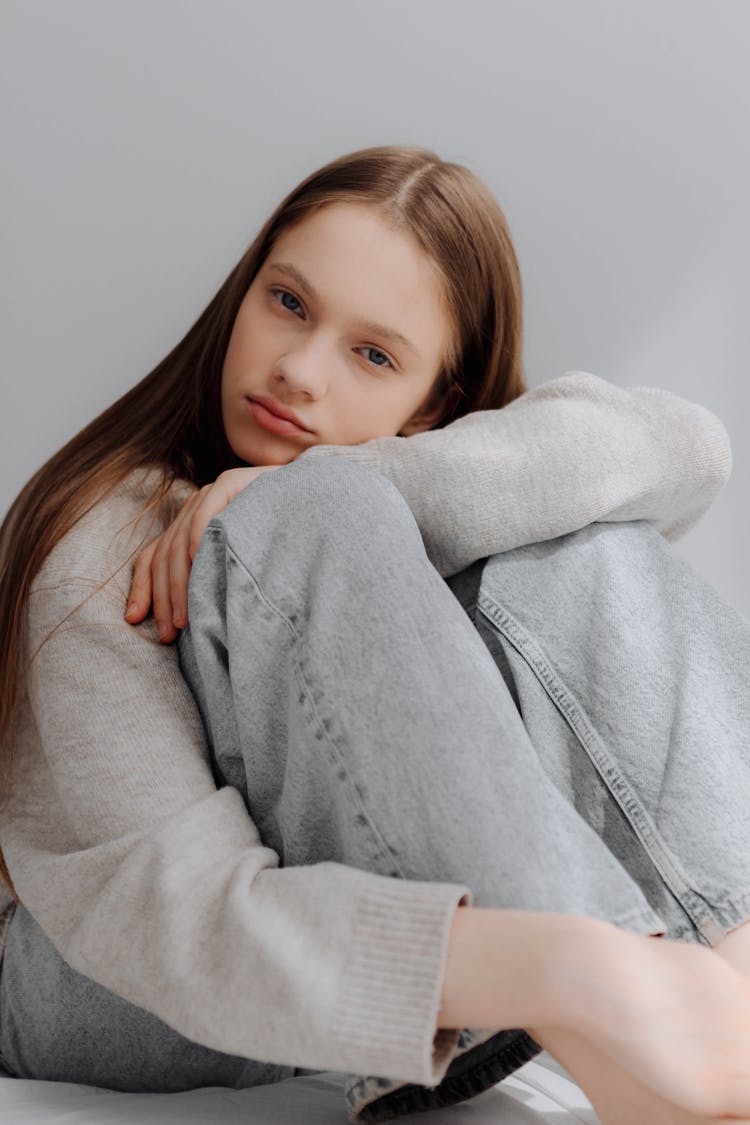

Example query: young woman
[0,145,748,1125]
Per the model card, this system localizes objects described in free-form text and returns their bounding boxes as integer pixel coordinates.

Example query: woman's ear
[398,383,463,437]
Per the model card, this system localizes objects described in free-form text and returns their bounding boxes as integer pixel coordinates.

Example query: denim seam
[223,540,408,882]
[293,649,407,879]
[476,591,727,947]
[223,538,304,640]
[703,891,750,938]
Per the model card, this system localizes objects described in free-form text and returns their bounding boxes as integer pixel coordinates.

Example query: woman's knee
[219,455,423,559]
[287,455,414,525]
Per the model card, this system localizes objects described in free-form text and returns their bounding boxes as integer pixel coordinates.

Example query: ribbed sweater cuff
[332,880,472,1087]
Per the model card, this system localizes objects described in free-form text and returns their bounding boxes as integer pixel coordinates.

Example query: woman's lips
[245,397,310,436]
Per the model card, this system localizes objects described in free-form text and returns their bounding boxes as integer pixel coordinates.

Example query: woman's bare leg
[527,924,750,1124]
[440,910,750,1122]
[527,925,750,1123]
[527,1021,750,1125]
[714,920,750,974]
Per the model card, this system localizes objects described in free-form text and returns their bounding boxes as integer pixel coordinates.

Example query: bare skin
[526,1022,750,1125]
[438,908,750,1123]
[531,923,750,1124]
[714,919,750,976]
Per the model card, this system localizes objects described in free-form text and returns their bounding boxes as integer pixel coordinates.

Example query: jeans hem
[702,891,750,943]
[352,1029,542,1123]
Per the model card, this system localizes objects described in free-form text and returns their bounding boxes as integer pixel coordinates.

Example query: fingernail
[172,607,184,627]
[125,601,138,617]
[157,622,168,640]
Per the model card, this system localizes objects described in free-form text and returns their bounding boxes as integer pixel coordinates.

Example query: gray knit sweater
[0,371,731,1116]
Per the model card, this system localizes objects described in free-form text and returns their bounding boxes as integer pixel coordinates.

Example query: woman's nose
[274,335,333,396]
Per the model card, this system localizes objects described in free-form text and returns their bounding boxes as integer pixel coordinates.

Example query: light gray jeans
[2,456,748,1112]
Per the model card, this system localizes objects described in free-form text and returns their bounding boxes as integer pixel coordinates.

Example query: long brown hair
[0,143,526,897]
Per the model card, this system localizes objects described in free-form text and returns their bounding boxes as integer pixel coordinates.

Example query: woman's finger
[163,478,261,629]
[168,496,205,629]
[150,522,184,643]
[156,491,209,639]
[125,539,158,623]
[152,493,206,642]
[127,472,279,638]
[186,479,245,561]
[186,466,280,561]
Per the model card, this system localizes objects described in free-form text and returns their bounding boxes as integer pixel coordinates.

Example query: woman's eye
[271,288,303,315]
[358,346,394,371]
[271,288,393,371]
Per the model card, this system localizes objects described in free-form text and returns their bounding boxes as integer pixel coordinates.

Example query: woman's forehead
[264,205,451,352]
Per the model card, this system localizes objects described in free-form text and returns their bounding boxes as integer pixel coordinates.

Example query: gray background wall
[2,0,748,616]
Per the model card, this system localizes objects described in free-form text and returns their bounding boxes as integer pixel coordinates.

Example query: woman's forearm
[436,904,614,1032]
[299,371,731,577]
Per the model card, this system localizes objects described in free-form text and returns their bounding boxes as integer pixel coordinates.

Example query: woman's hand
[124,466,282,644]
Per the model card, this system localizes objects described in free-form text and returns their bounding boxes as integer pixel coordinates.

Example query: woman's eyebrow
[266,260,421,359]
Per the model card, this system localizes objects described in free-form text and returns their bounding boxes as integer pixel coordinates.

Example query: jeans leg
[0,903,296,1090]
[468,519,750,947]
[179,456,667,934]
[175,457,673,1120]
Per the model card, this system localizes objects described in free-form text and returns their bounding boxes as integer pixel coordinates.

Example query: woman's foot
[526,1021,750,1125]
[713,918,750,975]
[545,922,750,1118]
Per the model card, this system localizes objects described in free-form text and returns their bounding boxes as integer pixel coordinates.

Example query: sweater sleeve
[297,370,732,578]
[6,487,473,1089]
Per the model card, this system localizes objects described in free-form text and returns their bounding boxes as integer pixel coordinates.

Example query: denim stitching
[292,645,410,879]
[223,540,408,881]
[476,591,727,946]
[217,546,546,1119]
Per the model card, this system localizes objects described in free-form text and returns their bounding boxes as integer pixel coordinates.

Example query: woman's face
[220,202,455,465]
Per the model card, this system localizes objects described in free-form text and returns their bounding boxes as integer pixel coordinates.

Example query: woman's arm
[5,476,470,1087]
[299,370,732,578]
[125,371,731,639]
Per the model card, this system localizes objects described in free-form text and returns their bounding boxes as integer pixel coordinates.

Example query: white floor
[0,1051,600,1123]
